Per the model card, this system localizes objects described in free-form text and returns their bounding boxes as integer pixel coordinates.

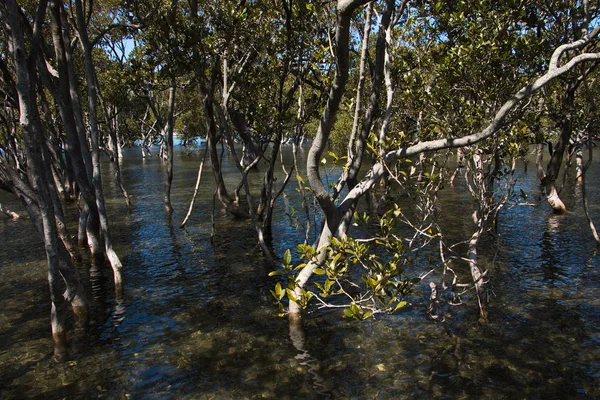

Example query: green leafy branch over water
[270,206,417,319]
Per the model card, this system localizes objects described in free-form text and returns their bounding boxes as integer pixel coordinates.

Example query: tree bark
[74,0,124,288]
[467,223,488,322]
[543,87,574,214]
[180,148,207,228]
[341,32,600,215]
[229,109,260,168]
[99,98,131,209]
[291,7,600,319]
[200,61,249,218]
[3,0,88,357]
[306,1,369,216]
[164,81,176,215]
[536,143,546,181]
[347,3,372,161]
[48,0,104,257]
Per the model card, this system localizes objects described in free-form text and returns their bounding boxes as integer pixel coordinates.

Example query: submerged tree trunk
[164,82,176,215]
[287,2,600,322]
[536,142,546,181]
[581,75,600,244]
[581,139,600,245]
[181,148,207,228]
[99,99,131,209]
[74,0,123,288]
[542,85,576,214]
[3,0,88,358]
[200,61,248,219]
[467,219,488,322]
[291,0,394,317]
[0,202,20,219]
[47,0,104,258]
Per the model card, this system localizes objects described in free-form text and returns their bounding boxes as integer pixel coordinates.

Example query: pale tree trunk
[289,223,335,316]
[332,1,373,197]
[48,175,81,262]
[292,0,392,317]
[581,70,600,244]
[467,223,488,322]
[343,1,393,192]
[347,3,372,160]
[215,89,273,260]
[48,0,104,257]
[536,142,546,181]
[74,0,123,289]
[542,75,577,214]
[0,202,19,219]
[463,152,492,322]
[180,148,207,228]
[581,138,600,244]
[340,2,397,235]
[3,0,88,358]
[449,148,464,186]
[377,15,395,157]
[289,14,600,321]
[98,98,131,209]
[59,3,105,253]
[229,109,260,168]
[143,81,176,216]
[140,107,152,159]
[575,147,584,182]
[468,153,488,321]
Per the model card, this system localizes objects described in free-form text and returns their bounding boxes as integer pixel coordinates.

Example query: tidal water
[0,145,599,399]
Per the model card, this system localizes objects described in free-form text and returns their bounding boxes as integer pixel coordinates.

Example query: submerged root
[546,184,567,214]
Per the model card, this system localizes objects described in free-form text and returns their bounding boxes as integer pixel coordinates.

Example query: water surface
[0,146,599,399]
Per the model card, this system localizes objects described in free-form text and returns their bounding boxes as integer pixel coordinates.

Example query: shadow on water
[0,147,599,398]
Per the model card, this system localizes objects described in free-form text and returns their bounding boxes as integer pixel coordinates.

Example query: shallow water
[1,146,599,399]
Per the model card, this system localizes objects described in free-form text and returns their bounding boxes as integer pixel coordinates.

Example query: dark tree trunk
[200,64,248,218]
[228,108,260,168]
[164,82,176,215]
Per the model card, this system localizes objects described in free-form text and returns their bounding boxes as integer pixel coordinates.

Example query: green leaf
[268,270,283,276]
[313,268,326,275]
[285,288,297,303]
[394,301,408,311]
[283,249,292,266]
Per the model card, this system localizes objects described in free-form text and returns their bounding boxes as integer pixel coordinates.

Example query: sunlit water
[1,145,599,399]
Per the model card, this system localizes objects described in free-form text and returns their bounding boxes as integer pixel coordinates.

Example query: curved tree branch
[306,0,372,221]
[340,38,600,213]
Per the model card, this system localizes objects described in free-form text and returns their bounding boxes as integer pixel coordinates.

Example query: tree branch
[340,44,600,214]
